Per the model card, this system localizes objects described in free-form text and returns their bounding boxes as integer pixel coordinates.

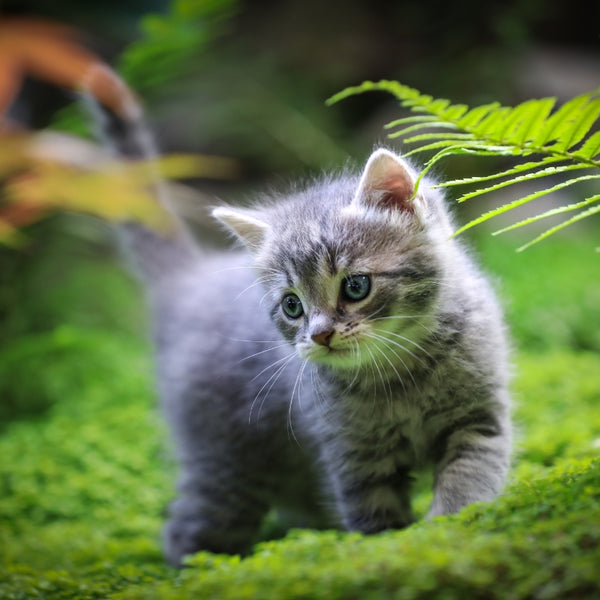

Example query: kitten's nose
[311,329,334,346]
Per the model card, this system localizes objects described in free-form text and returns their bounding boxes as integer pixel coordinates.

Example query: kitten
[98,91,512,567]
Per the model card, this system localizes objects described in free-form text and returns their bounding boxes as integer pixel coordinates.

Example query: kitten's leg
[330,463,415,534]
[163,459,268,567]
[428,412,511,517]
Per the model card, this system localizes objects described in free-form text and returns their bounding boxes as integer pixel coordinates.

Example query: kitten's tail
[81,64,199,284]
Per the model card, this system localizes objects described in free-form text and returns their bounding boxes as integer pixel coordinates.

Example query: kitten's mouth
[302,344,353,365]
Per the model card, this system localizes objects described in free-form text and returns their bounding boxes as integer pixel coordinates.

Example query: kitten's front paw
[163,516,257,567]
[163,517,209,567]
[345,509,414,534]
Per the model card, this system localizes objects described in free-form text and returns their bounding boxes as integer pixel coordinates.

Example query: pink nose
[311,330,334,346]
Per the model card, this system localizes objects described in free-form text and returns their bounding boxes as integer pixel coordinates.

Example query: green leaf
[384,115,439,129]
[573,130,600,160]
[513,98,556,146]
[386,122,460,139]
[472,107,511,138]
[440,104,469,121]
[403,140,513,158]
[553,97,600,151]
[401,132,474,144]
[534,92,593,146]
[456,164,596,202]
[454,174,600,235]
[411,146,519,196]
[457,103,501,129]
[436,156,566,188]
[422,98,451,114]
[493,194,600,234]
[329,80,600,249]
[495,99,542,143]
[517,203,600,251]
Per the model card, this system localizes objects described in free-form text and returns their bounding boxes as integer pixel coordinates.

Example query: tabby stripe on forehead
[377,266,439,282]
[321,238,338,276]
[286,244,328,282]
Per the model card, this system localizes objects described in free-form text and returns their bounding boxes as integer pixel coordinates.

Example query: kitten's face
[213,149,449,373]
[262,218,441,371]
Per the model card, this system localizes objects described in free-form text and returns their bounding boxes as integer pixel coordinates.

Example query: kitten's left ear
[212,207,270,252]
[352,149,422,213]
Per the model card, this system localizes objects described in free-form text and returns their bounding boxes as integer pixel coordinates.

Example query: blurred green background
[0,1,599,598]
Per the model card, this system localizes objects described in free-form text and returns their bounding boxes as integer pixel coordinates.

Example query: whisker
[380,329,436,362]
[217,333,283,344]
[211,265,280,275]
[287,358,308,444]
[364,303,389,321]
[250,352,295,383]
[368,330,428,368]
[375,337,407,389]
[238,343,290,363]
[249,352,296,424]
[365,343,392,405]
[233,275,272,302]
[338,336,362,396]
[371,314,435,335]
[365,332,417,392]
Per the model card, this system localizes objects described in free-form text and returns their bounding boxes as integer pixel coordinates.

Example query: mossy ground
[1,218,599,599]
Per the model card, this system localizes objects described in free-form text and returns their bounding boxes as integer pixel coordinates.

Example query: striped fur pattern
[126,146,512,566]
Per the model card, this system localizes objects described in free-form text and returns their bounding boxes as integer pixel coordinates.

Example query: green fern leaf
[386,122,459,139]
[456,164,596,203]
[472,107,511,138]
[574,130,600,160]
[455,174,600,235]
[493,194,600,235]
[327,80,600,248]
[384,115,439,128]
[516,203,600,251]
[436,156,566,188]
[533,92,593,146]
[401,132,474,144]
[440,104,469,121]
[494,99,542,143]
[556,98,600,151]
[457,103,501,129]
[511,98,556,146]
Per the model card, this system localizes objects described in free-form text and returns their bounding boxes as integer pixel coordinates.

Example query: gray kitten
[104,100,512,567]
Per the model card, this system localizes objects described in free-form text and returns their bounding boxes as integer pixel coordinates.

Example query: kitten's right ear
[351,148,421,214]
[212,207,270,252]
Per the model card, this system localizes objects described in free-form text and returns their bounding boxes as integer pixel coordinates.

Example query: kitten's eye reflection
[282,293,303,319]
[342,274,371,302]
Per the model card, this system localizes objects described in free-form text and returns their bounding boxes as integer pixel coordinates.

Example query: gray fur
[135,150,512,566]
[95,97,511,566]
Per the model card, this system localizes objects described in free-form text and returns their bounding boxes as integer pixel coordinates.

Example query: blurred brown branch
[0,18,236,245]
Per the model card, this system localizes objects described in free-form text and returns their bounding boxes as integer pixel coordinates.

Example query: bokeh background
[1,0,599,352]
[0,1,599,597]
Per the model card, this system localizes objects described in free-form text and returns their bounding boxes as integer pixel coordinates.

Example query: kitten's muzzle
[311,329,334,346]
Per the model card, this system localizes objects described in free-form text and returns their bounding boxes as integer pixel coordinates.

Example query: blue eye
[342,274,371,302]
[282,293,303,319]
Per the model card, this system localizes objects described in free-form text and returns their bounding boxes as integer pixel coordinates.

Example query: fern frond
[453,174,600,236]
[386,121,459,139]
[456,165,597,203]
[327,80,600,247]
[516,204,600,252]
[436,156,566,187]
[493,194,600,235]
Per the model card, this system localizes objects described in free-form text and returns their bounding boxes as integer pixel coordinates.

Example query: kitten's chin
[298,345,357,368]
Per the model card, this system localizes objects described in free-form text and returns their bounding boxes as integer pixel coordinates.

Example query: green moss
[1,228,599,598]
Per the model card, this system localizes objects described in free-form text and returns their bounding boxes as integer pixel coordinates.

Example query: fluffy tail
[81,65,199,283]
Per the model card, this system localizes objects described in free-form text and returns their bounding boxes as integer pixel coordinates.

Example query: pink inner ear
[377,177,414,212]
